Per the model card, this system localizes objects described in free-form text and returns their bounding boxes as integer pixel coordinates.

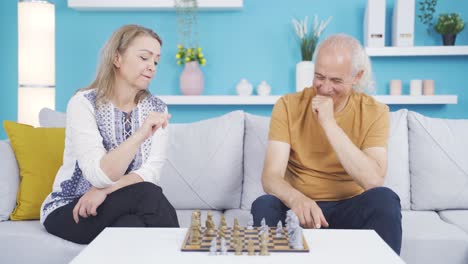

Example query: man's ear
[113,53,122,68]
[352,70,364,85]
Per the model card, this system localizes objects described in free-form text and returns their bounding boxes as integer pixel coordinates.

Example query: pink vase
[180,61,204,95]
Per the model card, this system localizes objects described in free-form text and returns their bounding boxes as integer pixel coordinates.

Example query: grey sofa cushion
[175,209,223,228]
[401,211,468,264]
[160,111,245,210]
[408,111,468,210]
[385,109,410,210]
[39,107,66,127]
[0,141,19,221]
[241,111,411,209]
[224,209,251,226]
[439,210,468,234]
[0,221,84,264]
[241,113,269,209]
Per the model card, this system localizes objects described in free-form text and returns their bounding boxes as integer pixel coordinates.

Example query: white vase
[256,80,271,96]
[236,78,253,96]
[295,61,314,92]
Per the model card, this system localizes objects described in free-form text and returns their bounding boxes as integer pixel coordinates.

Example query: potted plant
[434,13,465,45]
[417,0,438,34]
[292,15,332,92]
[175,0,206,95]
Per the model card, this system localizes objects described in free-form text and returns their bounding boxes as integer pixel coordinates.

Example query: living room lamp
[18,0,55,126]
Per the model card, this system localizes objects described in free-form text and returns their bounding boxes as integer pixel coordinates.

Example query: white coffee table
[71,228,404,264]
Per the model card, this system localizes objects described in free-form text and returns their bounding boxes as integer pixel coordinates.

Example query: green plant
[434,13,465,35]
[176,45,206,66]
[174,0,206,66]
[418,0,438,34]
[291,15,332,61]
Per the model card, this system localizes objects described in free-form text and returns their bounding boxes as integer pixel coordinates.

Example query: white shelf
[366,46,468,57]
[373,95,457,104]
[158,95,458,105]
[68,0,243,10]
[159,96,280,105]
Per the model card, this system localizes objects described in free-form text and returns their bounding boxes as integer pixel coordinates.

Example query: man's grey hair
[314,34,375,93]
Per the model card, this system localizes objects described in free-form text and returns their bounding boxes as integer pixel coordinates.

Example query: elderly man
[251,34,402,254]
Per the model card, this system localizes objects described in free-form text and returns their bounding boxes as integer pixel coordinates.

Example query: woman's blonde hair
[82,25,162,106]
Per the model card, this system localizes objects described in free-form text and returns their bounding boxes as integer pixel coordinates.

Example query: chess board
[181,227,309,253]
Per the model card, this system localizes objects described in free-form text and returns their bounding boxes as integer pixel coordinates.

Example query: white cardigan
[40,89,168,223]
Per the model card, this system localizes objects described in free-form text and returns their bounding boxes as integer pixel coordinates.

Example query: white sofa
[0,108,467,264]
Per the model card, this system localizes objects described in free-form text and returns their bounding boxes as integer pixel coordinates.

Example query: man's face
[313,46,357,108]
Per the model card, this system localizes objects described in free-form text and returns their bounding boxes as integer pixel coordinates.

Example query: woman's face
[114,35,161,91]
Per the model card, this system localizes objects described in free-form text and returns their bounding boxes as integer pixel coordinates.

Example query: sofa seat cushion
[176,209,223,228]
[159,111,245,210]
[408,111,468,210]
[439,210,468,234]
[0,221,84,264]
[401,210,468,264]
[242,110,411,210]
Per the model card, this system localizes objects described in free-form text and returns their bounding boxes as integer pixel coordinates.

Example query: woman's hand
[73,187,107,224]
[135,112,171,142]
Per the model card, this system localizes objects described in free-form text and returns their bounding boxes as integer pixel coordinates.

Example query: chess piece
[220,214,227,229]
[233,218,240,232]
[259,232,270,256]
[247,239,255,256]
[220,237,228,255]
[287,210,304,249]
[247,214,254,230]
[234,236,243,255]
[286,210,297,237]
[189,211,201,244]
[261,217,266,227]
[209,238,217,255]
[276,220,283,238]
[233,228,240,241]
[205,211,215,235]
[218,225,226,239]
[290,225,304,250]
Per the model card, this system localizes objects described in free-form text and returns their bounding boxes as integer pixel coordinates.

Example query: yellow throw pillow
[3,121,65,220]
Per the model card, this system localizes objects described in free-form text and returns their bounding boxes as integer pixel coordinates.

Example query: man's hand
[289,193,329,229]
[311,95,335,125]
[135,112,171,142]
[73,187,107,224]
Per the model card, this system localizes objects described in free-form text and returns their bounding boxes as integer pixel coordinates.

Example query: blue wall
[0,0,18,139]
[1,0,468,139]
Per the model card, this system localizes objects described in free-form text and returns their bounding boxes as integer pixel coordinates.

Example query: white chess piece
[220,237,228,255]
[209,238,217,255]
[247,214,254,230]
[276,220,283,238]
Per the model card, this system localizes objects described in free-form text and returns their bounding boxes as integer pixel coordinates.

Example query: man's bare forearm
[321,120,384,189]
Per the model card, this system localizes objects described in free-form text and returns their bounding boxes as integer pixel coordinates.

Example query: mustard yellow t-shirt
[269,87,390,201]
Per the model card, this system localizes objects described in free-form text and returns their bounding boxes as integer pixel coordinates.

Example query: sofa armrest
[0,140,19,221]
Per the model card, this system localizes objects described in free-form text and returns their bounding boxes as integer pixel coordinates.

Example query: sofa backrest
[408,111,468,210]
[158,111,245,210]
[241,110,411,210]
